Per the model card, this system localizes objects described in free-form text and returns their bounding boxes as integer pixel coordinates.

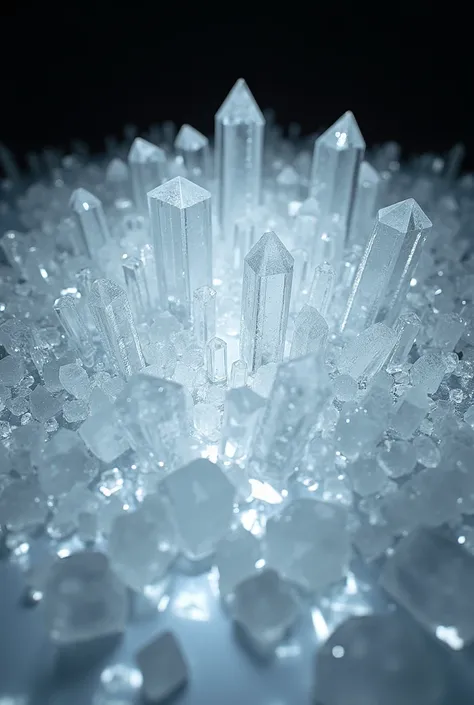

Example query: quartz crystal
[175,124,210,184]
[70,188,110,257]
[290,304,329,359]
[348,160,380,245]
[219,386,266,462]
[128,137,167,213]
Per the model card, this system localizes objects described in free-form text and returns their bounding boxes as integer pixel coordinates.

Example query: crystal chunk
[70,188,110,257]
[230,359,248,388]
[37,428,98,496]
[159,458,235,559]
[386,312,421,372]
[265,498,351,593]
[337,323,396,380]
[290,304,329,359]
[136,631,188,702]
[377,440,417,478]
[410,351,446,394]
[79,399,129,463]
[0,355,25,387]
[54,295,95,367]
[215,525,261,597]
[348,160,380,245]
[219,387,266,462]
[59,362,91,400]
[175,124,210,184]
[29,384,62,421]
[44,551,127,645]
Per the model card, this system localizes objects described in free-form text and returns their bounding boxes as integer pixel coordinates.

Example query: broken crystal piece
[44,551,127,645]
[265,498,351,593]
[159,458,235,560]
[136,631,188,702]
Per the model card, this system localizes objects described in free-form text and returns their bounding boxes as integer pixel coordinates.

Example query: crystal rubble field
[0,78,474,704]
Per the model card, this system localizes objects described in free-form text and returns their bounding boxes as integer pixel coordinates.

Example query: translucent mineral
[0,477,48,530]
[59,362,91,400]
[70,188,110,257]
[79,399,129,463]
[290,305,329,359]
[136,631,188,702]
[37,428,98,496]
[219,387,266,462]
[29,384,62,421]
[128,137,167,214]
[377,440,417,478]
[175,123,210,184]
[337,322,396,380]
[0,355,25,387]
[215,524,261,597]
[44,551,127,645]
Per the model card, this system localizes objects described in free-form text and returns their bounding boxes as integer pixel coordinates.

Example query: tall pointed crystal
[341,199,431,334]
[70,188,110,257]
[175,124,211,184]
[215,78,265,240]
[290,305,329,359]
[128,137,167,213]
[148,176,213,319]
[310,111,365,236]
[348,161,380,246]
[89,279,145,378]
[250,354,332,490]
[54,295,95,367]
[240,231,293,373]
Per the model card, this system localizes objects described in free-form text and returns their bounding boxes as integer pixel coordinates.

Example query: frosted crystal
[431,312,464,350]
[219,387,266,462]
[0,355,25,387]
[250,354,332,489]
[148,176,213,318]
[128,137,167,213]
[232,569,300,656]
[413,435,440,467]
[159,459,235,559]
[386,312,421,372]
[265,498,350,593]
[335,383,392,460]
[346,455,393,496]
[59,362,91,400]
[38,428,98,496]
[240,232,293,373]
[192,285,216,347]
[79,400,129,463]
[315,614,447,705]
[122,255,151,323]
[62,399,89,422]
[342,199,431,333]
[348,160,380,245]
[390,387,430,439]
[29,384,62,421]
[206,336,227,384]
[48,483,98,538]
[307,262,335,317]
[290,304,329,359]
[193,402,221,442]
[215,525,261,597]
[338,323,396,380]
[410,351,446,394]
[70,188,110,257]
[250,362,278,398]
[215,79,265,240]
[230,359,248,388]
[143,340,177,377]
[54,295,95,366]
[89,278,145,378]
[333,373,358,402]
[175,124,210,184]
[136,631,188,702]
[44,551,127,644]
[381,528,474,648]
[377,440,417,478]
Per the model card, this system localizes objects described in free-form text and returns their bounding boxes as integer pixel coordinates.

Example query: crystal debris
[1,79,474,704]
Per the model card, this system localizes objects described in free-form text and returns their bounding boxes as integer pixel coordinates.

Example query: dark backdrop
[0,2,472,169]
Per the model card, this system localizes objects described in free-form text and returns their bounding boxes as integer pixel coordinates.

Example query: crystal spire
[54,295,95,367]
[310,111,365,237]
[174,124,210,185]
[89,278,145,378]
[341,199,431,334]
[70,188,110,258]
[290,305,329,359]
[348,160,381,245]
[215,78,265,241]
[148,176,213,319]
[240,231,293,373]
[128,137,167,213]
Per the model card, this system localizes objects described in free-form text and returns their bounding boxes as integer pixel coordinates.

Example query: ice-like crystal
[122,255,151,323]
[215,525,261,597]
[206,336,227,384]
[290,305,329,359]
[136,631,188,702]
[0,477,47,530]
[0,355,25,387]
[348,160,380,245]
[37,428,98,496]
[44,551,127,644]
[148,176,213,318]
[54,295,95,367]
[240,231,293,373]
[410,351,446,394]
[431,312,464,350]
[70,188,110,257]
[265,498,351,593]
[29,384,62,421]
[337,323,396,380]
[79,398,129,463]
[215,78,265,240]
[175,124,210,184]
[386,312,421,372]
[128,137,167,213]
[59,362,91,400]
[89,278,145,378]
[341,199,431,333]
[219,387,266,462]
[193,402,221,442]
[377,440,417,478]
[231,569,300,656]
[310,111,365,235]
[307,262,335,317]
[250,354,332,489]
[230,359,248,388]
[192,285,216,348]
[390,387,431,439]
[335,382,392,460]
[159,458,235,559]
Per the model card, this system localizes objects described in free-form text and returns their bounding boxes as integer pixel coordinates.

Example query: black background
[0,2,472,170]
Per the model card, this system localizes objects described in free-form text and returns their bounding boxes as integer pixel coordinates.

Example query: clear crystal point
[175,124,210,185]
[290,304,329,359]
[348,160,381,245]
[128,137,167,213]
[240,231,293,373]
[70,187,110,257]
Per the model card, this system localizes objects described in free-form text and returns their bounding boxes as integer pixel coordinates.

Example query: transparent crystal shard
[148,176,213,318]
[174,124,210,184]
[159,458,236,559]
[386,312,421,372]
[89,278,145,378]
[59,362,91,400]
[122,255,151,323]
[54,295,95,366]
[315,614,448,705]
[128,137,167,213]
[215,78,265,240]
[136,631,188,702]
[215,525,261,597]
[341,199,431,334]
[310,111,365,234]
[265,498,351,593]
[108,496,177,591]
[44,551,127,645]
[348,160,380,245]
[307,262,335,317]
[240,232,293,373]
[338,323,396,380]
[250,354,332,489]
[115,373,189,470]
[230,359,248,388]
[70,188,110,258]
[206,336,227,384]
[231,569,300,656]
[381,528,474,649]
[219,387,266,462]
[376,199,432,325]
[290,305,329,359]
[192,285,216,347]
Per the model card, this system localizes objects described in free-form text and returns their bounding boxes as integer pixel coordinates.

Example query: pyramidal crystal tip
[378,198,432,233]
[69,187,101,212]
[175,124,208,151]
[319,110,365,151]
[128,137,166,164]
[216,78,265,126]
[147,175,211,209]
[245,231,294,276]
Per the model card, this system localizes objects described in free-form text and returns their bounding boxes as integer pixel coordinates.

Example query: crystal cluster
[0,79,473,703]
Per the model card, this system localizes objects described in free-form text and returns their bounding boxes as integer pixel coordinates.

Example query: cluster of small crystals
[1,78,474,704]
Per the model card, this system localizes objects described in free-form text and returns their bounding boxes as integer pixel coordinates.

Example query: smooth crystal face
[136,631,188,702]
